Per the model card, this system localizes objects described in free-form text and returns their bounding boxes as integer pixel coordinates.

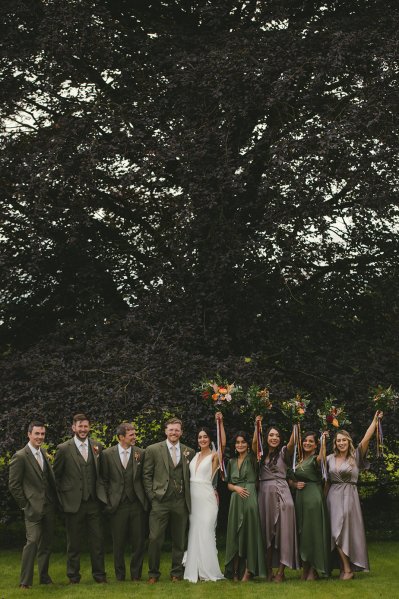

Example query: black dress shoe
[95,578,108,584]
[69,580,80,584]
[19,584,31,589]
[40,579,53,585]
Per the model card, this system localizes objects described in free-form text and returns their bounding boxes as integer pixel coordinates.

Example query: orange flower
[212,393,219,401]
[332,418,339,427]
[219,388,227,394]
[297,408,305,415]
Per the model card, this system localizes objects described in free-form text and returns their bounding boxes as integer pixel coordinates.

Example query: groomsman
[142,417,195,582]
[101,423,148,581]
[8,421,58,588]
[53,413,107,584]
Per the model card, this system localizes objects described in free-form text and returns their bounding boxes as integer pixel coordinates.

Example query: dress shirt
[28,443,43,469]
[118,444,132,467]
[74,436,89,458]
[166,441,181,464]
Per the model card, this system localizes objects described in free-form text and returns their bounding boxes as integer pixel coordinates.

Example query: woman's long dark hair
[262,426,283,467]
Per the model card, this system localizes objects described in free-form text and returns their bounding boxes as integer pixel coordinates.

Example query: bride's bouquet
[195,377,243,413]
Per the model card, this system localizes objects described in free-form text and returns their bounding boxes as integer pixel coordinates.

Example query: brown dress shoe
[148,577,158,584]
[19,584,31,589]
[171,576,182,582]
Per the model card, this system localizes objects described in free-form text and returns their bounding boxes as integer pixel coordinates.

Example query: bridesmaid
[253,417,300,582]
[289,431,331,580]
[326,411,382,579]
[224,431,266,581]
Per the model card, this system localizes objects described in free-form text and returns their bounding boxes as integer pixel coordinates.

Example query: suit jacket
[101,445,148,513]
[8,445,58,521]
[53,437,106,513]
[142,441,195,512]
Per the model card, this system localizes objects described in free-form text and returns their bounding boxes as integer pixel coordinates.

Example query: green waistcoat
[121,455,136,502]
[165,452,184,499]
[77,447,97,501]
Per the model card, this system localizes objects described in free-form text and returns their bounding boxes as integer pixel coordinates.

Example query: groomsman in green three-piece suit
[53,413,107,584]
[101,422,148,581]
[8,421,59,589]
[142,417,195,583]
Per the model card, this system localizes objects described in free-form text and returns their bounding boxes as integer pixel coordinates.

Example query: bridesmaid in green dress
[289,431,331,580]
[225,431,266,581]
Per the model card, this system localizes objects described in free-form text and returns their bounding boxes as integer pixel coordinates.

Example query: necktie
[35,450,43,470]
[122,450,129,469]
[80,443,88,462]
[171,445,177,467]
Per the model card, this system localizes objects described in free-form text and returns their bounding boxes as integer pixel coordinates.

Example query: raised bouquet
[195,378,243,412]
[280,392,310,423]
[370,385,398,412]
[370,386,397,457]
[317,396,350,430]
[246,385,272,416]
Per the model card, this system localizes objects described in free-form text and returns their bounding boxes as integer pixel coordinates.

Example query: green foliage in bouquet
[317,396,351,430]
[246,385,272,416]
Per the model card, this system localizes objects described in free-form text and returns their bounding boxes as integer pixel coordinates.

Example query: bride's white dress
[183,453,224,583]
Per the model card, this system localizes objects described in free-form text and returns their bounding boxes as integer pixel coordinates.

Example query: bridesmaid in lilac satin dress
[326,411,382,580]
[253,417,300,582]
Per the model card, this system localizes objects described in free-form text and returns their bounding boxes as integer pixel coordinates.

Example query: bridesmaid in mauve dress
[253,417,300,582]
[289,431,331,580]
[326,411,383,580]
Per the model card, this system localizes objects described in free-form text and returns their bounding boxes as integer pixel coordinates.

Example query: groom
[142,417,195,582]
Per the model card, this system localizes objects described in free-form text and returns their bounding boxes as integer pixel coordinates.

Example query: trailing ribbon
[292,423,303,471]
[216,417,226,479]
[376,417,384,457]
[255,418,263,462]
[320,433,328,481]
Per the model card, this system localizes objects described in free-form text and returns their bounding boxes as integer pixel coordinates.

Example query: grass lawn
[0,542,398,599]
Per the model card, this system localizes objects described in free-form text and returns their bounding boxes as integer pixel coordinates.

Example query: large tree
[1,0,398,450]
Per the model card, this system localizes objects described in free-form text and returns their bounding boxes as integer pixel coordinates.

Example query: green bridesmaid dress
[292,455,331,577]
[224,454,266,579]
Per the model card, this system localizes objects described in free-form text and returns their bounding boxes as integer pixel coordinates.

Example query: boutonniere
[92,445,100,457]
[134,451,141,463]
[45,452,54,464]
[183,449,191,463]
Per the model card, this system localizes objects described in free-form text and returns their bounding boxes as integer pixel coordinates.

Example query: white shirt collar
[166,440,180,451]
[74,436,89,450]
[118,443,132,456]
[28,443,41,457]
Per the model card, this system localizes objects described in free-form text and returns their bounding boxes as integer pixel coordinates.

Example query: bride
[183,412,226,583]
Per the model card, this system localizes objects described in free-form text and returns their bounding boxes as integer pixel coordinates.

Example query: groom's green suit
[143,440,195,579]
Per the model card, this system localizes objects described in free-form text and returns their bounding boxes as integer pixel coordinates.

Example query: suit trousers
[20,505,55,586]
[65,498,106,582]
[147,494,188,579]
[110,499,146,580]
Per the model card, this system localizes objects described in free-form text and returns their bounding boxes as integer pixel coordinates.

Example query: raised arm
[286,426,296,456]
[252,415,262,454]
[215,411,226,451]
[316,431,328,463]
[359,411,383,457]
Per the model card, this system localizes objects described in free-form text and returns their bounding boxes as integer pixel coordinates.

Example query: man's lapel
[161,441,169,471]
[24,445,43,479]
[68,438,83,471]
[40,448,56,482]
[180,444,190,483]
[111,445,123,476]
